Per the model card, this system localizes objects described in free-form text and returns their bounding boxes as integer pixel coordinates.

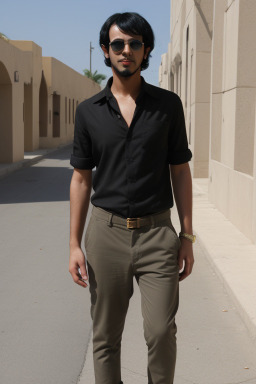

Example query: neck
[111,68,142,100]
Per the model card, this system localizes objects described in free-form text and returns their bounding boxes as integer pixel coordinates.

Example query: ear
[144,47,151,60]
[101,44,109,59]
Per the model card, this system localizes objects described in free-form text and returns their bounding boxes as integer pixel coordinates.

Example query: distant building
[159,0,256,243]
[0,38,100,163]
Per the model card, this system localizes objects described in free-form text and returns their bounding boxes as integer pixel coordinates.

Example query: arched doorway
[39,72,48,137]
[173,54,182,96]
[0,61,12,163]
[52,93,60,137]
[24,79,33,151]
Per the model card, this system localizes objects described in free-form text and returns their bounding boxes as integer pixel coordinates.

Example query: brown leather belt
[92,206,171,229]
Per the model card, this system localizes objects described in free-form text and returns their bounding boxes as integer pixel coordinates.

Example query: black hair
[99,12,155,71]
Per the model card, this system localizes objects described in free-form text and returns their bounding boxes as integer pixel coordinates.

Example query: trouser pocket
[84,215,95,248]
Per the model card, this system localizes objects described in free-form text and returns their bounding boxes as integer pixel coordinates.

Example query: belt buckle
[127,218,140,229]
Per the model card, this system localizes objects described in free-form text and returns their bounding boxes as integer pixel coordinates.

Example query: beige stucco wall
[160,0,213,178]
[40,57,100,148]
[10,41,43,153]
[160,0,256,243]
[0,38,35,162]
[208,0,256,242]
[0,38,101,163]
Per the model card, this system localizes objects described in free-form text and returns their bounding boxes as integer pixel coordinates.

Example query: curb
[192,179,256,345]
[0,143,73,179]
[194,231,256,344]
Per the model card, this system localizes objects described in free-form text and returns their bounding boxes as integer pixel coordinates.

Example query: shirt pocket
[142,120,169,153]
[84,216,94,248]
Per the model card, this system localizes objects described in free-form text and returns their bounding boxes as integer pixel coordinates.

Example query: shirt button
[117,114,121,119]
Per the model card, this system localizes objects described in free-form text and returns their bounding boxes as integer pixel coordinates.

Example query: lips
[119,60,133,63]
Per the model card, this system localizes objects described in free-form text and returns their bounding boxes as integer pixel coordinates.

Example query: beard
[111,61,141,78]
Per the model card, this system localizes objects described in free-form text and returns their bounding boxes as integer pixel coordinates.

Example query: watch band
[179,232,196,243]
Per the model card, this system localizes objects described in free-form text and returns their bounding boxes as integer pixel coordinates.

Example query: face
[102,24,151,78]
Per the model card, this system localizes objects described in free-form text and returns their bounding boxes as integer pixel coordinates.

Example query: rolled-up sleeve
[168,95,192,165]
[70,104,95,169]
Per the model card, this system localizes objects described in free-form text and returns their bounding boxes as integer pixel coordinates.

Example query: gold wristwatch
[179,232,196,243]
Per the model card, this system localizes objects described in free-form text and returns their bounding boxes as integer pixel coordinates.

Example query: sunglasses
[109,39,144,53]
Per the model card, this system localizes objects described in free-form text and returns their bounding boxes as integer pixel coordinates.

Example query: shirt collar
[93,76,159,104]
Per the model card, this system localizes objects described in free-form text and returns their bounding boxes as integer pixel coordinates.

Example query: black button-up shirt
[70,76,192,218]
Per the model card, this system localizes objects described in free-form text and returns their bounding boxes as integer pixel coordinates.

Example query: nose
[122,42,132,55]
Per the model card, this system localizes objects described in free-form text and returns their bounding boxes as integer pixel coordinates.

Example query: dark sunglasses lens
[130,40,143,50]
[111,41,124,52]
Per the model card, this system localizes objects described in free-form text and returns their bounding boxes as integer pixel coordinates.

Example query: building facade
[0,38,100,163]
[159,0,256,244]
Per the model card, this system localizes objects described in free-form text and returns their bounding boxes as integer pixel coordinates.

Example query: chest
[115,97,136,129]
[86,102,170,157]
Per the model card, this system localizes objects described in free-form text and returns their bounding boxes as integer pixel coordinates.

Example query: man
[69,12,195,384]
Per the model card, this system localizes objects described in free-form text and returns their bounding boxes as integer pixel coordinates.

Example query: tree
[83,69,106,85]
[0,33,9,41]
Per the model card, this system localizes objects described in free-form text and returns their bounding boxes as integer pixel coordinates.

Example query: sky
[0,0,171,87]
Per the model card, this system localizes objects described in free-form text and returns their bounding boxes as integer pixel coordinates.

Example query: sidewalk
[2,152,256,382]
[192,179,256,340]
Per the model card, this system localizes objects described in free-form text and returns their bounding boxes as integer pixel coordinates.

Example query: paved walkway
[1,146,256,384]
[192,179,256,341]
[0,145,91,384]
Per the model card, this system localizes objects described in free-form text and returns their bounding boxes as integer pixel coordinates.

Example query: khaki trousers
[85,205,181,384]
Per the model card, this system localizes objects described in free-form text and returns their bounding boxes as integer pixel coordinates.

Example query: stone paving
[1,145,256,384]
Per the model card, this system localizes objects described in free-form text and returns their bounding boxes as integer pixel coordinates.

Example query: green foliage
[83,69,106,85]
[0,33,9,41]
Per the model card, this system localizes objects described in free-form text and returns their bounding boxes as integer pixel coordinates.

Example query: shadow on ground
[0,146,75,204]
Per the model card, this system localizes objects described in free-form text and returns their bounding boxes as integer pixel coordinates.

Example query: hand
[69,246,88,288]
[178,238,194,282]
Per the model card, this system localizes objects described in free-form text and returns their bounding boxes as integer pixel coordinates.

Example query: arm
[69,168,92,288]
[170,162,194,281]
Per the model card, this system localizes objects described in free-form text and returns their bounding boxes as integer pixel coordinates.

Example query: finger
[77,279,88,288]
[69,269,88,287]
[79,263,88,281]
[75,273,88,288]
[179,270,189,281]
[179,259,194,281]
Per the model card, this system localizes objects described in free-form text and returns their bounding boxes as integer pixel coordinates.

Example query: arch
[24,79,33,150]
[52,93,60,137]
[170,63,176,92]
[69,99,71,124]
[173,53,182,66]
[39,71,48,137]
[170,72,175,92]
[72,98,75,124]
[0,61,12,162]
[173,54,182,95]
